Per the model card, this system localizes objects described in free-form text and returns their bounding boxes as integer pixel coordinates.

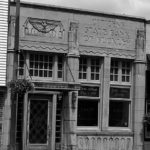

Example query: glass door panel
[26,96,52,150]
[29,100,48,144]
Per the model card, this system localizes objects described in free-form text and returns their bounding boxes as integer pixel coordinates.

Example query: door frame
[23,91,61,150]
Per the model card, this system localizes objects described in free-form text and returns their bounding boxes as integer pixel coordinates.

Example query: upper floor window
[79,57,101,81]
[110,60,131,83]
[18,52,64,80]
[29,54,53,78]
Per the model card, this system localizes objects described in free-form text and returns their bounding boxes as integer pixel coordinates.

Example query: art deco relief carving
[68,22,79,56]
[81,18,133,49]
[136,30,145,61]
[136,30,145,50]
[23,17,65,39]
[77,136,133,150]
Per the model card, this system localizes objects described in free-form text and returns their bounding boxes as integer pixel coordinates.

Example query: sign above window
[110,87,130,99]
[78,86,99,97]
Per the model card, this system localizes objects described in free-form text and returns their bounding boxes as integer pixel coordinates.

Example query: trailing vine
[8,78,34,95]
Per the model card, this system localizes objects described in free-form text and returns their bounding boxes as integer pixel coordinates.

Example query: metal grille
[16,94,24,144]
[29,100,48,144]
[55,96,62,150]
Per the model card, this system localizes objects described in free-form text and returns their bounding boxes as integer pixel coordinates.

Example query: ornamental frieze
[23,17,65,39]
[77,135,133,150]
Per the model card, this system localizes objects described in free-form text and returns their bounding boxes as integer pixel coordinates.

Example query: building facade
[6,2,147,150]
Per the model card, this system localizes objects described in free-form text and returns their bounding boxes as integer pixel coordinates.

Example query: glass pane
[49,71,52,77]
[19,69,23,76]
[30,62,33,68]
[83,73,86,79]
[29,53,53,78]
[44,63,48,69]
[39,70,43,77]
[91,74,94,80]
[79,73,82,79]
[44,71,47,77]
[96,74,99,80]
[122,76,125,82]
[29,70,33,76]
[34,70,38,76]
[110,75,113,81]
[77,100,98,126]
[110,87,130,99]
[114,75,118,81]
[29,100,48,144]
[109,101,129,127]
[58,71,62,78]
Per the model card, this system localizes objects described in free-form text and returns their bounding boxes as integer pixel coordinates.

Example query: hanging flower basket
[8,78,34,95]
[144,113,150,125]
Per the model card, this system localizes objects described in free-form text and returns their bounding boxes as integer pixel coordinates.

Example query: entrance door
[26,95,52,150]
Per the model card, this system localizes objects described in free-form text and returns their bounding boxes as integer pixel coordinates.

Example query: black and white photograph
[0,0,150,150]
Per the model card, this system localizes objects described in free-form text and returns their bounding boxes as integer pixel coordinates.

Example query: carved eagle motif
[28,17,64,33]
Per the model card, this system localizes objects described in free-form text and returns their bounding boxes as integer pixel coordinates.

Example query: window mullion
[87,58,91,81]
[26,53,29,78]
[118,61,122,83]
[53,55,57,81]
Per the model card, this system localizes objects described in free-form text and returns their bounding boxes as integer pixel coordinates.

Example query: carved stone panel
[23,17,65,42]
[79,17,139,50]
[77,135,133,150]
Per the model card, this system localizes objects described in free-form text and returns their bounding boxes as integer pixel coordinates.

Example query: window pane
[29,53,53,78]
[57,56,63,79]
[109,101,129,127]
[91,58,100,80]
[29,100,48,144]
[18,54,25,76]
[110,60,118,81]
[79,57,87,79]
[77,100,98,126]
[121,61,131,82]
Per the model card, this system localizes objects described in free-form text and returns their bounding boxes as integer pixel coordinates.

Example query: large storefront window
[77,99,98,126]
[78,56,101,128]
[109,101,129,127]
[77,85,100,127]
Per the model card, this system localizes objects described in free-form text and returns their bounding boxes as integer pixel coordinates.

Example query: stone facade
[4,2,148,150]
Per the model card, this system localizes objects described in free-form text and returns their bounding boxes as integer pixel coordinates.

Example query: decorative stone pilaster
[102,56,111,130]
[66,22,79,82]
[62,22,80,150]
[133,30,146,150]
[63,91,78,150]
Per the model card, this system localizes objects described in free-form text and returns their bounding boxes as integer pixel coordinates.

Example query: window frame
[77,81,101,130]
[108,85,132,130]
[77,95,100,130]
[18,52,65,81]
[78,56,102,83]
[110,59,132,85]
[108,59,133,130]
